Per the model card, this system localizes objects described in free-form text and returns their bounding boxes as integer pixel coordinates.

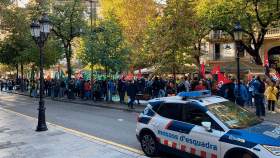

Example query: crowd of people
[1,74,278,115]
[219,75,279,117]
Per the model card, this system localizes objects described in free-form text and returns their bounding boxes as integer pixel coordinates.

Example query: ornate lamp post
[233,22,244,106]
[30,13,51,131]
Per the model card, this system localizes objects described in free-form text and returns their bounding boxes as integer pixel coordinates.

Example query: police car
[136,90,280,158]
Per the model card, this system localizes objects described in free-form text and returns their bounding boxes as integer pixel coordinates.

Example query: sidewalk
[3,89,147,113]
[0,107,147,158]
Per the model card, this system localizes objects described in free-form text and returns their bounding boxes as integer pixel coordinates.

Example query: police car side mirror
[202,122,212,132]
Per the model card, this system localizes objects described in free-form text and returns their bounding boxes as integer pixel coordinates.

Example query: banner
[84,70,91,81]
[263,51,269,67]
[200,62,206,79]
[77,72,81,80]
[217,73,230,88]
[210,64,220,75]
[60,70,65,78]
[248,71,251,82]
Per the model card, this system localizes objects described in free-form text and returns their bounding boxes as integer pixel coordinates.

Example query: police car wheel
[229,152,253,158]
[140,133,159,157]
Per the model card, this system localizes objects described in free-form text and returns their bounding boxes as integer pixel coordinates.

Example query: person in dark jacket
[60,80,66,97]
[227,78,236,103]
[69,79,75,100]
[119,79,126,103]
[127,80,137,109]
[80,79,85,100]
[152,77,160,98]
[190,77,198,91]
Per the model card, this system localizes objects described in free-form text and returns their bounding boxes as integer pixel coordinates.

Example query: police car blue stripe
[139,117,151,124]
[167,120,195,134]
[219,130,258,148]
[146,109,155,117]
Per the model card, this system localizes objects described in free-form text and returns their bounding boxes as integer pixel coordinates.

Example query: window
[181,104,223,131]
[206,101,262,129]
[152,102,163,113]
[156,103,180,120]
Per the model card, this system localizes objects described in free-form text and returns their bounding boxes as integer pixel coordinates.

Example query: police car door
[151,103,181,151]
[179,103,222,158]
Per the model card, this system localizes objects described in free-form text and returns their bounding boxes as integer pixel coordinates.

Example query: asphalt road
[0,92,179,158]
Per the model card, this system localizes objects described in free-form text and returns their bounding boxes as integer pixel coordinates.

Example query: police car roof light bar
[178,90,211,99]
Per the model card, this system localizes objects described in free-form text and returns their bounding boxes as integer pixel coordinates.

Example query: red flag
[248,71,252,82]
[138,65,141,77]
[77,72,81,80]
[217,73,230,88]
[47,75,50,80]
[264,51,269,67]
[276,72,280,80]
[210,63,220,75]
[124,73,132,80]
[200,62,206,78]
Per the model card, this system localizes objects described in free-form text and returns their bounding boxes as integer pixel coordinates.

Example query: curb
[3,91,144,113]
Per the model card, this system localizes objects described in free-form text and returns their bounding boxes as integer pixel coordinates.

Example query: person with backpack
[234,80,248,107]
[93,80,101,101]
[267,81,278,114]
[60,80,66,97]
[250,75,266,117]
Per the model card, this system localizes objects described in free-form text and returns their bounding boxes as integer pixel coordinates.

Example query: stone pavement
[3,89,148,113]
[0,108,147,158]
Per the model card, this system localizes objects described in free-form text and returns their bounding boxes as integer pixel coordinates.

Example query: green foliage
[28,0,88,78]
[196,0,280,65]
[80,13,131,73]
[142,0,196,75]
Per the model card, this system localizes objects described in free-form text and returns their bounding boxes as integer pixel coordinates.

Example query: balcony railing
[266,28,280,36]
[209,52,246,61]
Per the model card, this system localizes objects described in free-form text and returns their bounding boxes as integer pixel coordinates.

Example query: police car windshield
[206,101,263,129]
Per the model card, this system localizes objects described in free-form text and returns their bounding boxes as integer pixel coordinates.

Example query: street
[0,92,179,158]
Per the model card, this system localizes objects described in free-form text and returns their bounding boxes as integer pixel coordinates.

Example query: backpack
[259,81,266,93]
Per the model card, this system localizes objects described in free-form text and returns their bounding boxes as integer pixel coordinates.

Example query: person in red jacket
[194,81,206,91]
[84,80,91,100]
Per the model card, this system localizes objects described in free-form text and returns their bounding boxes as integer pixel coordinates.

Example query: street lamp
[233,22,244,106]
[30,13,51,131]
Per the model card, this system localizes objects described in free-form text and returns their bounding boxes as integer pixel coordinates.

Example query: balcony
[265,28,280,38]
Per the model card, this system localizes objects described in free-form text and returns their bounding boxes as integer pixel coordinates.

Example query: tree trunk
[16,64,18,84]
[21,62,23,92]
[66,44,72,81]
[174,70,177,95]
[105,66,109,101]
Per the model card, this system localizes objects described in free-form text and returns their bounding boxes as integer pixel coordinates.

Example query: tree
[28,0,88,80]
[196,0,280,65]
[80,13,131,100]
[99,0,159,66]
[142,0,195,94]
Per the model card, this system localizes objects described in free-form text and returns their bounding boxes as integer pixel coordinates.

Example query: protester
[227,78,236,103]
[152,77,160,98]
[246,82,254,108]
[80,79,85,100]
[165,87,174,97]
[146,79,152,96]
[93,80,101,101]
[233,80,248,107]
[190,77,198,91]
[184,77,190,92]
[108,79,115,102]
[84,80,91,100]
[127,80,137,109]
[32,81,37,98]
[267,81,278,114]
[250,76,266,117]
[60,79,66,97]
[8,80,12,90]
[69,79,75,101]
[159,78,166,97]
[194,81,206,91]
